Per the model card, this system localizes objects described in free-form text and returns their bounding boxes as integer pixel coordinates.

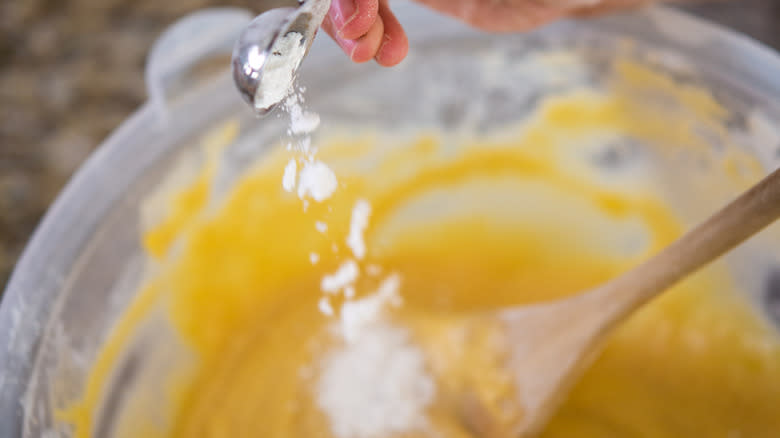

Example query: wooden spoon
[421,167,780,437]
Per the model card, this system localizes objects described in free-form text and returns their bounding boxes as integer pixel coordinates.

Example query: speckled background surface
[0,0,779,289]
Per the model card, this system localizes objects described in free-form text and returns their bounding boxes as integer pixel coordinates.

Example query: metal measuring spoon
[232,0,332,115]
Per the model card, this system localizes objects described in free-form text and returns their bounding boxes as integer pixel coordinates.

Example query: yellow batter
[68,60,780,437]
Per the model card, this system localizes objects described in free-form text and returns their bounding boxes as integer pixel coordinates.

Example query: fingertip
[329,0,380,40]
[348,16,385,63]
[325,1,403,65]
[375,38,408,67]
[374,3,408,67]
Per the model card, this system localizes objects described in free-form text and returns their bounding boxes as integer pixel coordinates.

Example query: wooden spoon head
[497,295,611,436]
[409,292,611,437]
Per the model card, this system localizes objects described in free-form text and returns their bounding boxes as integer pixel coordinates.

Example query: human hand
[323,0,662,66]
[321,0,409,66]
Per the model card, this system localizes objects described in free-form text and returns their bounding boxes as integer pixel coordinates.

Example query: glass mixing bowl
[2,2,780,436]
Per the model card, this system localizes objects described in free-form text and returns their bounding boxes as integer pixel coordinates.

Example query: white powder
[346,199,371,260]
[284,93,319,150]
[282,158,297,192]
[316,277,436,438]
[287,100,321,135]
[321,260,360,295]
[316,323,435,438]
[339,274,401,343]
[298,136,313,154]
[297,161,338,202]
[280,89,336,203]
[273,57,435,438]
[319,297,334,316]
[254,32,306,112]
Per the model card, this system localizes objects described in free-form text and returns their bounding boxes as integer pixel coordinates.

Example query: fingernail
[331,0,358,37]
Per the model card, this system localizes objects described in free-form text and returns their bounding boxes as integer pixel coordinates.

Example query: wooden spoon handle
[599,166,780,319]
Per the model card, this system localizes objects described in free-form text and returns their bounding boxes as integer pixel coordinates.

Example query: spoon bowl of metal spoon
[232,0,331,115]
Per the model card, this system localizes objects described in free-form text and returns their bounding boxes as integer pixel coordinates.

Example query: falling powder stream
[276,81,435,438]
[347,200,371,260]
[281,91,337,204]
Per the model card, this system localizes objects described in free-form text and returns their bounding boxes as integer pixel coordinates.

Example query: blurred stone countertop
[0,0,779,288]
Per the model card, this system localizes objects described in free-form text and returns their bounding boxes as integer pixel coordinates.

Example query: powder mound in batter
[316,323,435,438]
